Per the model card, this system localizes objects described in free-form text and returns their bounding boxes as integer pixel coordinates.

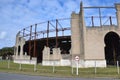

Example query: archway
[23,43,29,55]
[104,32,120,65]
[18,45,21,55]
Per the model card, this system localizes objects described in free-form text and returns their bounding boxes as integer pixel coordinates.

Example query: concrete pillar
[115,4,120,28]
[15,33,21,57]
[79,2,86,59]
[53,48,61,60]
[20,37,25,58]
[71,12,81,58]
[71,2,86,60]
[42,46,50,60]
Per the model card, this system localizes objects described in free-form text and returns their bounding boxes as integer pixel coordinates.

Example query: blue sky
[0,0,120,49]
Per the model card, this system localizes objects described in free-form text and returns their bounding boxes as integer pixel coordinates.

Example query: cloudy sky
[0,0,120,49]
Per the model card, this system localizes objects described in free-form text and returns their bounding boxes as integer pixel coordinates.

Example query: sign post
[75,56,79,75]
[117,61,119,74]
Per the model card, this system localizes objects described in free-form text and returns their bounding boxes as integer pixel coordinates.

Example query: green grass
[0,60,120,78]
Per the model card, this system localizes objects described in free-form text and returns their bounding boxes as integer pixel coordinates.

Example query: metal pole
[29,26,32,60]
[53,61,55,73]
[43,33,44,38]
[19,63,22,70]
[99,8,102,27]
[109,16,112,26]
[92,16,94,27]
[71,59,73,74]
[62,29,64,36]
[95,61,97,74]
[8,59,10,69]
[23,28,25,37]
[34,63,37,72]
[117,61,119,74]
[47,21,49,47]
[34,24,37,57]
[56,19,58,48]
[76,60,79,75]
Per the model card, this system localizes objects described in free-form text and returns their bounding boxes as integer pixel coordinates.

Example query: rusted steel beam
[47,21,49,47]
[43,33,44,38]
[109,16,112,26]
[91,16,94,27]
[99,8,102,27]
[23,28,25,37]
[84,6,115,8]
[29,25,32,60]
[62,29,64,36]
[22,27,71,38]
[49,22,56,29]
[34,24,37,57]
[56,19,58,48]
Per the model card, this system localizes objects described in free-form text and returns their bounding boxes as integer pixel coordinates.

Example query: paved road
[0,72,119,80]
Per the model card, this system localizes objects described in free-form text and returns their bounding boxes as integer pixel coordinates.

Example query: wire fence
[0,60,120,77]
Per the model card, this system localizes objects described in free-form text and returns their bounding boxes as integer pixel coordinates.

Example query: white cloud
[0,31,7,39]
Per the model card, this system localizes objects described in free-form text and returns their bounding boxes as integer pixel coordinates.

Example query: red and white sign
[75,56,79,61]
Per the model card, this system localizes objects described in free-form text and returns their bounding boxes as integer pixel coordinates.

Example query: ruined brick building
[14,2,120,67]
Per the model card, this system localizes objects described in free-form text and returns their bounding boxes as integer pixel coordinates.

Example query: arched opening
[104,32,120,65]
[23,43,29,55]
[18,45,21,55]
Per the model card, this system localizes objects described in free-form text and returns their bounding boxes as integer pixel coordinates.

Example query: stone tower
[71,2,86,67]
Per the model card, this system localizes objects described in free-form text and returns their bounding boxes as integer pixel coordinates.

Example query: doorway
[104,32,120,65]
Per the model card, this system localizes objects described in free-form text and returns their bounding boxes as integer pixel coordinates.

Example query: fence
[0,60,119,78]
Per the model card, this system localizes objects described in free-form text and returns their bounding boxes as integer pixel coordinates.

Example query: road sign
[75,56,79,61]
[75,56,79,75]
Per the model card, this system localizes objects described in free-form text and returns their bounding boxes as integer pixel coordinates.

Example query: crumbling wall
[14,33,37,64]
[42,46,71,66]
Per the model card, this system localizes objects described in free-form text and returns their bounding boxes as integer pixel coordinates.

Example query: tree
[0,47,14,59]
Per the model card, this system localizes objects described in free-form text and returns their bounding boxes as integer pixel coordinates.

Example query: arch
[23,44,25,55]
[18,45,21,55]
[104,31,120,65]
[23,43,29,55]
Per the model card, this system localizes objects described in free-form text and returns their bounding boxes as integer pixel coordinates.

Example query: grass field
[0,60,120,78]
